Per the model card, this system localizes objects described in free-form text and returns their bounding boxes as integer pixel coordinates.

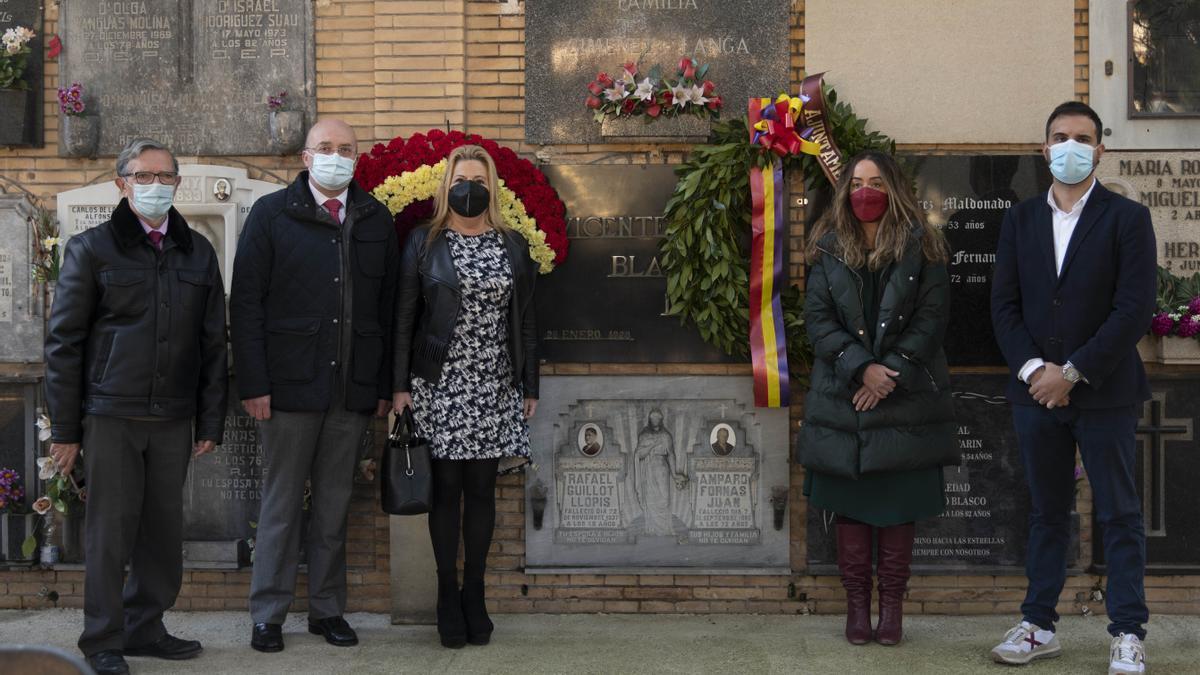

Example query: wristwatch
[1062,362,1084,384]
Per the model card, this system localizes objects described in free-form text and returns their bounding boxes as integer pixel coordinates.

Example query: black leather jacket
[45,200,228,444]
[393,225,538,398]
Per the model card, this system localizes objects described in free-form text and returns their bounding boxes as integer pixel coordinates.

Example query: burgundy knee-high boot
[836,521,874,645]
[875,523,916,645]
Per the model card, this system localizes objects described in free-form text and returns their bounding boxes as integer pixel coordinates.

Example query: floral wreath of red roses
[354,129,568,267]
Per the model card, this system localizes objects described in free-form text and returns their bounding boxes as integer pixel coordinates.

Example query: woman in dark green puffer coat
[797,150,958,647]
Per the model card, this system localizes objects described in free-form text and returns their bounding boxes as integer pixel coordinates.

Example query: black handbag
[380,408,433,515]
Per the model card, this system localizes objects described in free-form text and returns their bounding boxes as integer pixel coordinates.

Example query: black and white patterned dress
[411,229,531,462]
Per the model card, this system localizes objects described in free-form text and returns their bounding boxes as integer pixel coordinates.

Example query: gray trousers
[248,396,369,624]
[78,415,192,656]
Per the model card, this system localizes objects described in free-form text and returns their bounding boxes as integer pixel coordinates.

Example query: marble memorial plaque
[60,0,315,156]
[526,376,789,572]
[0,195,44,362]
[56,164,283,282]
[183,393,262,543]
[525,0,790,145]
[1098,152,1200,271]
[806,374,1079,574]
[1094,377,1200,574]
[0,0,45,147]
[537,165,737,363]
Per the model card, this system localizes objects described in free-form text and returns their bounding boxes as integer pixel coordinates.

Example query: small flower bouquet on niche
[585,57,722,123]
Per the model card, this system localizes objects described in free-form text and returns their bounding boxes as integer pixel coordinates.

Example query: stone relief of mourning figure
[633,408,689,536]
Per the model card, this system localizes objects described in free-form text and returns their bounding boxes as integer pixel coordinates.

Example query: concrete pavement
[1,611,1197,674]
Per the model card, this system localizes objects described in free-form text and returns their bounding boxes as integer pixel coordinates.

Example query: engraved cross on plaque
[718,403,728,419]
[1136,394,1192,537]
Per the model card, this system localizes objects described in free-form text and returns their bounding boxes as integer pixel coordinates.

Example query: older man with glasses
[44,138,228,675]
[230,118,400,653]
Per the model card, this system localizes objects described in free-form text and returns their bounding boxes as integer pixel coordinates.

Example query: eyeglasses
[306,144,357,159]
[121,171,179,185]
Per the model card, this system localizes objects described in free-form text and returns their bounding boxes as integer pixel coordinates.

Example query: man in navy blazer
[989,102,1155,675]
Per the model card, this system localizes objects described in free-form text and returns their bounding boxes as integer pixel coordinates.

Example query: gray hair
[115,138,179,177]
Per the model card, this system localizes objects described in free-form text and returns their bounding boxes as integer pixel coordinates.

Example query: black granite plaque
[0,0,45,147]
[524,0,790,145]
[807,155,1051,367]
[806,374,1080,574]
[1093,377,1200,574]
[537,165,738,363]
[60,0,315,156]
[183,396,263,543]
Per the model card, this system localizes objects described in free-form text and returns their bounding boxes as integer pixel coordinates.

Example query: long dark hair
[805,150,948,269]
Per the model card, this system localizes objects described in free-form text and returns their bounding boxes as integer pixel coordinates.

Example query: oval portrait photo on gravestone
[709,423,737,456]
[577,423,604,457]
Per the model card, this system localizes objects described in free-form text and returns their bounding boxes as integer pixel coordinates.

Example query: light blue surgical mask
[308,151,355,191]
[1048,139,1096,185]
[129,183,175,221]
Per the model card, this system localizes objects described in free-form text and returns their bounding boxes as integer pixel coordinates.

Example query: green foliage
[659,83,896,379]
[1157,265,1200,311]
[0,48,30,91]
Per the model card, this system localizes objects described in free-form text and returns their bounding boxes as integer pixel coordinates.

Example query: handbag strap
[389,407,416,445]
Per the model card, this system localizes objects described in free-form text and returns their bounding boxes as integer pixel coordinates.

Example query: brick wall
[3,0,1198,618]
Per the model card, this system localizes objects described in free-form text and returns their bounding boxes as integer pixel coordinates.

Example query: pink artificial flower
[1188,296,1200,315]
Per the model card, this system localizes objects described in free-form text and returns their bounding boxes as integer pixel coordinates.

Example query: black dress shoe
[87,650,130,675]
[308,616,359,647]
[251,622,284,653]
[125,633,203,660]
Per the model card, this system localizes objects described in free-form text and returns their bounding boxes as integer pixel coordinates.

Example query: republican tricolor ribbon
[745,76,837,408]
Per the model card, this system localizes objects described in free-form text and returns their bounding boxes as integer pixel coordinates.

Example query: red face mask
[850,186,888,222]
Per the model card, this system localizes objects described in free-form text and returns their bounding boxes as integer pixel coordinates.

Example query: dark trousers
[248,395,369,624]
[79,415,192,656]
[1012,403,1148,639]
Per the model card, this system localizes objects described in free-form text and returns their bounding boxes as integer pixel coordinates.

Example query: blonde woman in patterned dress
[392,145,538,649]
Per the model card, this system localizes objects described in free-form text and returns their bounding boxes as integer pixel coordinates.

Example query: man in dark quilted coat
[229,118,399,653]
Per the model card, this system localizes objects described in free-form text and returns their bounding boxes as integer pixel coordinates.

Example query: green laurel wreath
[659,84,895,378]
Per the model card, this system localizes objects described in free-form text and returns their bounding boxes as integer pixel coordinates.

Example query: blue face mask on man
[129,183,175,221]
[308,151,356,191]
[1047,139,1096,185]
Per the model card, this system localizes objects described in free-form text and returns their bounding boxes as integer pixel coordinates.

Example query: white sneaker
[990,620,1062,665]
[1109,633,1146,675]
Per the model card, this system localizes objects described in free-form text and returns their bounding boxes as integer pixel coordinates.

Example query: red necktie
[148,229,164,251]
[323,198,342,224]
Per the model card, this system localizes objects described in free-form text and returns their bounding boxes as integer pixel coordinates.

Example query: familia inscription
[1098,152,1200,271]
[524,0,790,145]
[60,0,315,156]
[537,165,735,363]
[526,376,789,572]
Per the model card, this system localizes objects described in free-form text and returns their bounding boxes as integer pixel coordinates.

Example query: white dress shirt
[309,181,348,224]
[1017,179,1097,384]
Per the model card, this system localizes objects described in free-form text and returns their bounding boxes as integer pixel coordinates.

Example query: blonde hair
[427,145,507,241]
[805,150,948,269]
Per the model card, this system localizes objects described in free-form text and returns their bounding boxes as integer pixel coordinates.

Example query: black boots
[436,572,467,648]
[461,579,494,646]
[836,521,874,645]
[875,523,916,646]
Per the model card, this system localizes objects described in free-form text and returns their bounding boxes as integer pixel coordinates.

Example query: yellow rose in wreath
[372,159,557,274]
